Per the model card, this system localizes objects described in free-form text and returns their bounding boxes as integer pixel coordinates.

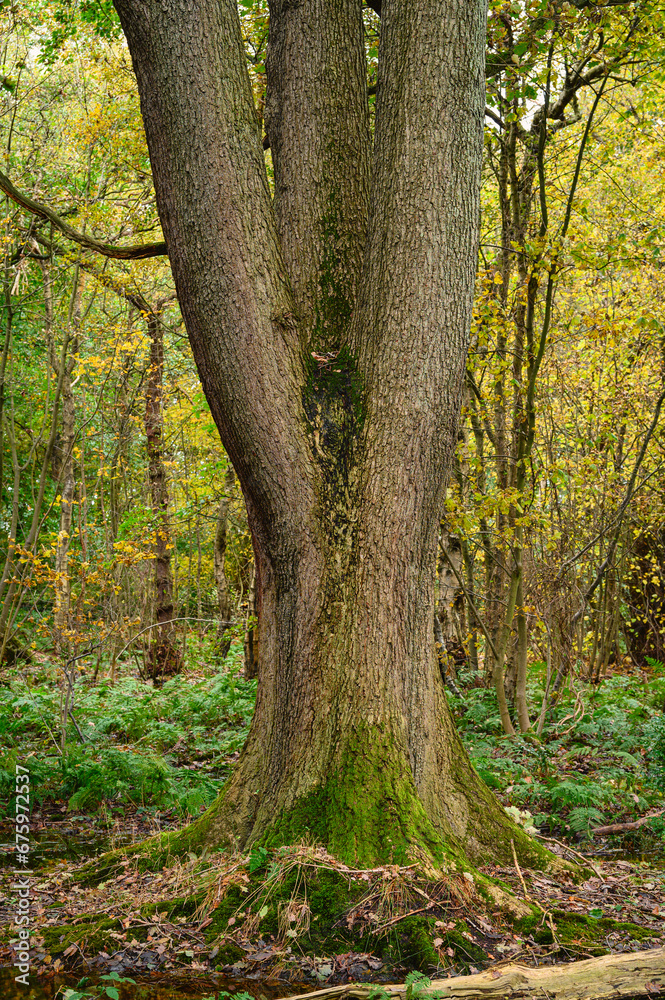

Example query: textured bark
[265,0,370,349]
[438,528,463,646]
[243,560,258,680]
[145,310,172,626]
[113,0,547,867]
[214,463,236,659]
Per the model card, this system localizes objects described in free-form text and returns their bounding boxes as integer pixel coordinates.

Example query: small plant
[201,992,255,1000]
[548,778,606,810]
[405,972,446,1000]
[368,976,441,1000]
[56,972,136,1000]
[567,806,606,835]
[248,845,270,872]
[504,805,538,834]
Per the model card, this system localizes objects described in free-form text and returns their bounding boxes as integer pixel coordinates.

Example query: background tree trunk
[143,303,181,682]
[51,266,81,663]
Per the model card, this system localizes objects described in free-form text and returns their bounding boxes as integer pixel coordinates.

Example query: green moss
[42,916,122,956]
[302,345,365,600]
[140,896,201,920]
[204,865,367,951]
[555,910,654,944]
[213,940,246,966]
[378,917,488,972]
[438,922,488,968]
[260,727,454,868]
[515,909,655,953]
[308,867,359,920]
[502,827,557,872]
[382,916,439,971]
[204,884,252,941]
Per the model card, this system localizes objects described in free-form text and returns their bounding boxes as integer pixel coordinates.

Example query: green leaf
[248,845,269,872]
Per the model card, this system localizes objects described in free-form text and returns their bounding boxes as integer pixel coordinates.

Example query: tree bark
[51,265,81,663]
[243,560,258,680]
[112,0,546,868]
[214,462,236,660]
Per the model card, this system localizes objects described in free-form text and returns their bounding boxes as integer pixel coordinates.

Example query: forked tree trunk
[113,0,546,868]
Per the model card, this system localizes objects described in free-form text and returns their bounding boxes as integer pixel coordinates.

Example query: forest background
[0,0,664,850]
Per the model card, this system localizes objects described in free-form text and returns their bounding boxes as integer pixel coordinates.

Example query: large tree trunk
[112,0,544,868]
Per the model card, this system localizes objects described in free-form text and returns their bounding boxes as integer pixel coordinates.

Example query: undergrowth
[0,639,255,819]
[448,659,665,846]
[1,640,664,853]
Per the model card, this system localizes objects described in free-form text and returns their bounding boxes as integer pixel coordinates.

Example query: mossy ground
[30,859,502,975]
[41,916,125,956]
[515,909,657,954]
[10,845,661,983]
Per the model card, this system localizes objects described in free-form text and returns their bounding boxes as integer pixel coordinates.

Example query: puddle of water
[0,967,301,999]
[0,827,137,870]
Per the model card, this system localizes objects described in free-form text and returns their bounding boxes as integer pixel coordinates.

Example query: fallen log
[591,808,665,837]
[277,946,665,1000]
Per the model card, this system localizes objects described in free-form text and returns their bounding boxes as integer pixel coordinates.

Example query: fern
[549,778,606,809]
[567,806,606,835]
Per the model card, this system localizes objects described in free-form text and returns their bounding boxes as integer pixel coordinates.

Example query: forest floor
[1,645,664,993]
[0,820,663,989]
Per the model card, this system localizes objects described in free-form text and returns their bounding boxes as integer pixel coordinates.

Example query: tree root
[276,946,665,1000]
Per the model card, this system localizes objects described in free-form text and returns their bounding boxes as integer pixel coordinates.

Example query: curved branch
[0,168,168,259]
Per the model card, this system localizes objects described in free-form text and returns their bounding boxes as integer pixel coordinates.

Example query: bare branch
[0,168,168,259]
